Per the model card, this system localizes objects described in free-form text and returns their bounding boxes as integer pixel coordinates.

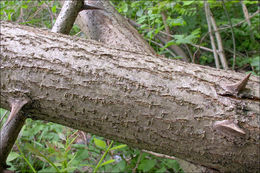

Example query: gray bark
[0,21,259,172]
[75,0,156,55]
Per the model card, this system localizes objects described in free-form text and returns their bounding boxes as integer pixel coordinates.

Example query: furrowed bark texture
[0,21,259,172]
[75,0,156,55]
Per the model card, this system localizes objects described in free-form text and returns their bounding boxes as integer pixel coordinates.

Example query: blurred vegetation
[0,0,259,172]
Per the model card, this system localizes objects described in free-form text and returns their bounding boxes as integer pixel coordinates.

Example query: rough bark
[71,2,204,171]
[75,0,156,55]
[0,21,259,172]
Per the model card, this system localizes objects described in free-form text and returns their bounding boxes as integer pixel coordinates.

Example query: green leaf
[51,5,56,13]
[147,30,154,39]
[111,160,126,172]
[94,137,106,149]
[137,15,147,24]
[21,4,28,9]
[251,56,260,67]
[38,167,57,173]
[136,9,143,17]
[161,40,176,51]
[169,17,186,26]
[110,144,127,151]
[155,167,167,173]
[166,159,182,172]
[7,13,11,20]
[120,3,128,13]
[183,0,194,6]
[100,159,115,167]
[80,163,95,168]
[138,159,156,172]
[7,152,20,162]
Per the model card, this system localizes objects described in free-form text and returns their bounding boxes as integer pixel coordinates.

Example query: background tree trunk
[75,0,156,55]
[1,21,259,172]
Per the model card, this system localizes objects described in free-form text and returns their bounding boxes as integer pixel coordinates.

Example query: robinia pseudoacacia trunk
[0,21,259,172]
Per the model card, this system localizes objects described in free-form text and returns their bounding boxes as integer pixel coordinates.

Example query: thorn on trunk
[6,97,30,124]
[213,120,246,136]
[81,4,103,11]
[223,73,251,95]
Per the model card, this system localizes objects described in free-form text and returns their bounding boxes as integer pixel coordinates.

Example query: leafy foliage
[113,0,259,73]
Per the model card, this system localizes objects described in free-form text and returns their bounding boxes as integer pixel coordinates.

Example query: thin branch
[184,44,193,62]
[0,111,9,127]
[52,0,84,34]
[222,0,236,70]
[191,43,214,53]
[142,150,176,160]
[191,43,248,59]
[45,3,54,26]
[148,38,177,57]
[133,151,143,173]
[209,7,228,70]
[241,1,255,42]
[192,32,209,63]
[217,9,260,31]
[204,1,220,69]
[241,1,252,26]
[161,11,171,42]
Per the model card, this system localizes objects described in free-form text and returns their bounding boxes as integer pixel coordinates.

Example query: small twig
[222,0,236,70]
[191,43,215,53]
[192,32,209,63]
[133,151,143,173]
[45,3,54,26]
[204,1,220,69]
[26,3,44,21]
[142,150,176,160]
[217,9,260,32]
[148,39,176,57]
[0,110,9,126]
[161,11,171,42]
[184,44,193,62]
[241,1,255,43]
[209,7,228,70]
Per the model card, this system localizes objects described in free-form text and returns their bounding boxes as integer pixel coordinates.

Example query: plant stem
[93,140,114,173]
[16,142,37,173]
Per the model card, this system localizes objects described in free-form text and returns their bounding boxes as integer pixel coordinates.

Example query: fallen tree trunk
[0,21,259,172]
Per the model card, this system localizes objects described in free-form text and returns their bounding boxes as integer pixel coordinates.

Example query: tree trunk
[75,0,156,55]
[0,21,259,172]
